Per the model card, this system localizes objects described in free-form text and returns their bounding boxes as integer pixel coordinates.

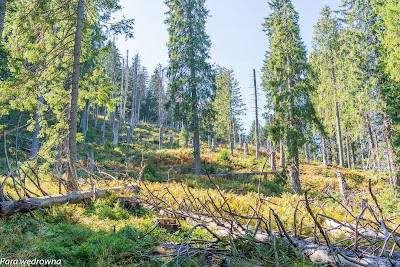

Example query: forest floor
[1,121,400,266]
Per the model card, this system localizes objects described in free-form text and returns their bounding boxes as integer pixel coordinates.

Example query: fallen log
[206,171,278,178]
[0,184,139,217]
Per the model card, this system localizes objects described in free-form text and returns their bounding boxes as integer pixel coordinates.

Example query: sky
[115,0,342,133]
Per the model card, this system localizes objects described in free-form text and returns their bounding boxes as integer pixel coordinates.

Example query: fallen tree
[0,184,139,217]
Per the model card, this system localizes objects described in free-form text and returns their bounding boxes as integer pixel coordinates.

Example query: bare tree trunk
[366,117,375,169]
[346,130,351,169]
[239,134,243,149]
[208,135,211,148]
[305,142,310,165]
[81,101,88,144]
[170,136,173,149]
[351,141,356,169]
[331,60,344,168]
[67,0,85,191]
[30,94,44,158]
[0,0,6,42]
[122,51,129,126]
[101,108,106,144]
[159,124,163,150]
[253,69,260,160]
[270,149,276,171]
[94,104,98,127]
[119,58,125,127]
[280,140,285,168]
[383,110,400,186]
[185,126,189,147]
[233,123,236,149]
[177,138,179,147]
[322,134,329,166]
[244,142,248,154]
[291,154,301,195]
[212,138,216,152]
[336,171,348,205]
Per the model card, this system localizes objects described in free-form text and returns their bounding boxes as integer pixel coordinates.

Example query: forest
[0,0,400,266]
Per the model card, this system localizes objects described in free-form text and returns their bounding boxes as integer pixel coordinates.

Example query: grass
[1,120,399,266]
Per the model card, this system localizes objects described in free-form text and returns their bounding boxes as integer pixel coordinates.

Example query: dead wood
[0,184,139,217]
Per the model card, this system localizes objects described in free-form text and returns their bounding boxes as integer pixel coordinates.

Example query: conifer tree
[213,67,245,155]
[310,6,345,168]
[262,0,319,194]
[165,0,213,174]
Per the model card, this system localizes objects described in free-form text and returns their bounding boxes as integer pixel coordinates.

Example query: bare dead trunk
[30,95,44,158]
[67,0,85,191]
[159,124,163,150]
[212,138,216,152]
[253,70,260,160]
[280,140,285,168]
[270,150,276,171]
[345,130,351,169]
[305,142,310,165]
[291,154,301,195]
[244,142,248,154]
[170,136,173,149]
[322,134,329,166]
[0,185,139,217]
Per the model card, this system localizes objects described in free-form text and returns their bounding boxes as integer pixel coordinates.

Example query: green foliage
[217,149,231,164]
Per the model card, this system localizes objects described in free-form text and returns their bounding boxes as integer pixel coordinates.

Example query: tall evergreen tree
[262,0,319,194]
[213,67,245,155]
[310,6,345,168]
[165,0,213,173]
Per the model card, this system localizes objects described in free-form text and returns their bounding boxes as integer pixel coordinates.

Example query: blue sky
[115,0,342,133]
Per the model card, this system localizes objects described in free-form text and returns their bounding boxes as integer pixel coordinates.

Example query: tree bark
[159,124,163,150]
[101,108,106,143]
[345,130,351,169]
[305,142,310,165]
[67,0,85,191]
[30,94,44,158]
[170,136,173,149]
[291,154,301,195]
[322,134,329,166]
[211,138,216,152]
[208,135,211,147]
[383,110,400,186]
[280,140,285,168]
[270,150,276,171]
[244,142,248,154]
[0,0,6,42]
[0,185,139,217]
[253,69,260,160]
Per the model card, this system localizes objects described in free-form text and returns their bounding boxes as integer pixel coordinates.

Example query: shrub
[217,149,230,164]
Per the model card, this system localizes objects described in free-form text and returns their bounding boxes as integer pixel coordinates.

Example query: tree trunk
[112,121,119,146]
[177,138,179,147]
[159,124,163,150]
[382,110,400,186]
[253,70,260,160]
[280,140,285,168]
[229,141,233,156]
[30,95,44,158]
[81,101,88,144]
[244,142,248,154]
[322,134,329,166]
[366,117,375,169]
[335,101,344,167]
[233,123,236,149]
[67,0,85,192]
[351,141,356,169]
[305,142,310,165]
[185,126,189,147]
[0,0,6,42]
[291,155,301,195]
[170,137,173,149]
[119,58,125,127]
[239,134,243,149]
[123,51,129,126]
[101,108,107,144]
[208,135,211,147]
[212,138,216,152]
[0,185,139,217]
[270,150,276,171]
[94,104,98,128]
[336,171,348,205]
[346,130,351,169]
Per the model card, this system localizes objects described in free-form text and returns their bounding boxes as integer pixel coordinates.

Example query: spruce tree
[262,0,319,194]
[165,0,213,174]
